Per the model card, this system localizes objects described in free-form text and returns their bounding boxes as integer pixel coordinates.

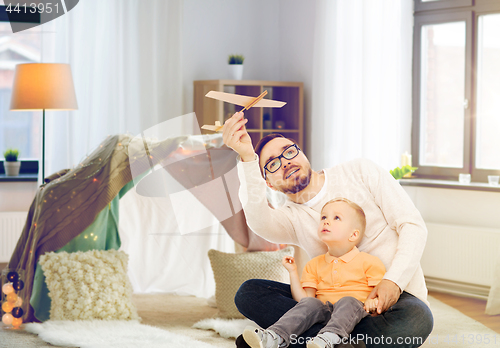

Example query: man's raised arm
[222,112,297,246]
[222,112,255,162]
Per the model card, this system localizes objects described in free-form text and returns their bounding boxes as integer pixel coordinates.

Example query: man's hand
[365,279,401,315]
[222,112,255,162]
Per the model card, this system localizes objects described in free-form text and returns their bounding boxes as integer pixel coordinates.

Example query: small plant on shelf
[3,149,21,176]
[3,148,19,162]
[228,54,244,65]
[390,165,418,180]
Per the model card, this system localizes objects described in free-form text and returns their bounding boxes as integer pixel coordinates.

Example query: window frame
[0,8,43,171]
[471,6,500,182]
[412,0,500,182]
[414,0,472,12]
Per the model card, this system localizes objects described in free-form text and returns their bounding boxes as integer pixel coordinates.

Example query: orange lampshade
[10,63,78,111]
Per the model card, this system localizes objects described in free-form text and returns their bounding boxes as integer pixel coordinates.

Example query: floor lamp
[10,63,78,183]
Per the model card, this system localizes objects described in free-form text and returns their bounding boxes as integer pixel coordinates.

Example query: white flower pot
[4,161,21,176]
[228,64,244,80]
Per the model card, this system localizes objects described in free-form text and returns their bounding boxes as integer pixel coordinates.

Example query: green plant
[390,165,418,180]
[3,148,19,162]
[228,54,244,65]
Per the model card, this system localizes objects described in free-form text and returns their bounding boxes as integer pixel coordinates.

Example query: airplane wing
[201,125,223,132]
[201,121,223,132]
[205,91,286,108]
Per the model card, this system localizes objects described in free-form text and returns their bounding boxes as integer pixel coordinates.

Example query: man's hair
[255,133,286,159]
[322,198,366,239]
[254,133,298,177]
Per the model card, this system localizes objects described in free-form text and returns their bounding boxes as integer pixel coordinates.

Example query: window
[412,0,500,182]
[0,1,49,162]
[0,21,41,161]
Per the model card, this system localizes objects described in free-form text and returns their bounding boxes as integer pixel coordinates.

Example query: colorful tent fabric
[30,181,134,321]
[8,133,190,322]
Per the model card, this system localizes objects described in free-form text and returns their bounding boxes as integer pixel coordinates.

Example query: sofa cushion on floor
[39,249,139,321]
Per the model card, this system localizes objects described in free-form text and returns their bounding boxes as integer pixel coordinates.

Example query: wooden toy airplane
[201,90,286,132]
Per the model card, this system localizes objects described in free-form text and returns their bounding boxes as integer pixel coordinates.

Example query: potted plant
[390,165,417,180]
[228,54,244,80]
[3,148,21,176]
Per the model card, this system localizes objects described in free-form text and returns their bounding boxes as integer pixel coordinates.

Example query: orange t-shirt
[300,246,386,304]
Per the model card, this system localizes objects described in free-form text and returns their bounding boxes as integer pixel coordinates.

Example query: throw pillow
[39,250,139,321]
[208,246,294,319]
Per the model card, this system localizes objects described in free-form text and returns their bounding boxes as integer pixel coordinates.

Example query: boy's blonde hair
[322,198,366,238]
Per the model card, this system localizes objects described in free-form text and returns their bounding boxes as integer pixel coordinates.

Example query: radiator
[421,222,500,296]
[0,212,27,263]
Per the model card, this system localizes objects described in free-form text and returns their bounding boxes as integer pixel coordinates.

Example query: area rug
[193,296,498,347]
[24,320,218,348]
[193,318,258,339]
[4,294,497,348]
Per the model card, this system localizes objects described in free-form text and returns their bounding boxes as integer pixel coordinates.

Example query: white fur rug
[25,320,218,348]
[193,318,258,339]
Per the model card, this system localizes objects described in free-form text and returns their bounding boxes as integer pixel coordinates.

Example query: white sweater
[237,157,429,305]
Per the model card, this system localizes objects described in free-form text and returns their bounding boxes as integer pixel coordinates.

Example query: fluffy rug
[193,318,258,339]
[193,296,498,348]
[24,320,218,348]
[5,294,496,348]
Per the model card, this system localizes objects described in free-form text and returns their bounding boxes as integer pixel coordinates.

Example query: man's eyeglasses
[263,144,300,179]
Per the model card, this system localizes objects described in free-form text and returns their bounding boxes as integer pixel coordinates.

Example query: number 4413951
[6,3,60,14]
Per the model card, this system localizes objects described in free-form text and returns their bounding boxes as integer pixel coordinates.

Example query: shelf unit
[194,80,304,150]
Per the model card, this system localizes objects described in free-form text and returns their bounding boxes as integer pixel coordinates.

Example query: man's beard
[279,167,312,194]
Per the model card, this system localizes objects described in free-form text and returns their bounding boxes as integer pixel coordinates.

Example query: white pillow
[39,250,139,321]
[208,247,294,319]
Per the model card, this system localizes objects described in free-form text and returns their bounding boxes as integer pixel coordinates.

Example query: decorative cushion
[208,246,294,319]
[39,250,139,321]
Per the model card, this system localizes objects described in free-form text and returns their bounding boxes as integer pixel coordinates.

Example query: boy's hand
[282,256,297,272]
[365,279,401,315]
[364,297,379,313]
[222,112,255,162]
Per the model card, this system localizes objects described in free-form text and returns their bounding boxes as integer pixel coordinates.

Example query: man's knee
[236,279,258,296]
[405,300,433,338]
[234,279,271,312]
[389,295,434,346]
[234,279,256,311]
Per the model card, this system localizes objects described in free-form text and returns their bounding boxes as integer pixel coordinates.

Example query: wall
[277,0,316,154]
[0,182,37,212]
[403,185,500,293]
[182,0,281,114]
[182,0,317,153]
[403,186,500,230]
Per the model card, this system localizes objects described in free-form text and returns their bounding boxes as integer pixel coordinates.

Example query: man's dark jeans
[234,279,433,348]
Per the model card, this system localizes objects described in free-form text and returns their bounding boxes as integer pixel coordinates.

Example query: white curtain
[43,0,183,176]
[310,0,413,171]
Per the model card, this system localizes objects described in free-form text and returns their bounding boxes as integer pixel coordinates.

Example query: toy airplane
[201,90,286,132]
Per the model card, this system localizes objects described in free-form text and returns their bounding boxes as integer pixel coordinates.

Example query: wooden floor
[429,291,500,334]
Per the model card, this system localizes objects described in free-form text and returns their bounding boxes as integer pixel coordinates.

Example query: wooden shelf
[194,80,305,151]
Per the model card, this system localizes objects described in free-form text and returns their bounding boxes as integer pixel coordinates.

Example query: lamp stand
[42,108,45,183]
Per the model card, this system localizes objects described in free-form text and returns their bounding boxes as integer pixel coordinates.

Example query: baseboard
[426,276,491,300]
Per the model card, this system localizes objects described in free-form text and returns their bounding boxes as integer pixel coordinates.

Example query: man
[223,112,433,348]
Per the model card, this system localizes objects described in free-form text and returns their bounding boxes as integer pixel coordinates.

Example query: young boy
[243,198,386,348]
